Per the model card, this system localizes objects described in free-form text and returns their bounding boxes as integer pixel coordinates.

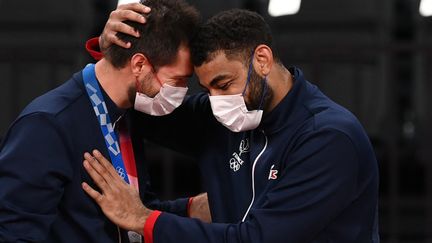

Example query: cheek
[137,73,161,97]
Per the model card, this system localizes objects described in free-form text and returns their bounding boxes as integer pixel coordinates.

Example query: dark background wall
[0,0,431,241]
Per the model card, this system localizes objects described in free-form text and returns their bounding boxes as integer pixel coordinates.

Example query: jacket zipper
[241,130,268,222]
[117,226,122,243]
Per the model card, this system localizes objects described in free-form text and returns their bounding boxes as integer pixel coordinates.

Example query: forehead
[194,52,245,85]
[157,45,193,77]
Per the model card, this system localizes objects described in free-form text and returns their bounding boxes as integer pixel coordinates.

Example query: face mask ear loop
[242,52,255,97]
[257,75,268,110]
[148,60,164,88]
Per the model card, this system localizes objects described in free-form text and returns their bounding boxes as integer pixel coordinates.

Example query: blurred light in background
[420,0,432,16]
[268,0,301,17]
[118,0,139,6]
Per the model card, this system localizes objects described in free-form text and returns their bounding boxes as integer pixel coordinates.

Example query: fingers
[82,182,104,204]
[107,10,143,36]
[92,150,122,180]
[101,3,151,50]
[83,153,113,192]
[101,30,131,50]
[117,2,151,15]
[112,8,147,24]
[102,14,139,49]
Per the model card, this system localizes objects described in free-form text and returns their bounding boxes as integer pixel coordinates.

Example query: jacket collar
[259,67,312,135]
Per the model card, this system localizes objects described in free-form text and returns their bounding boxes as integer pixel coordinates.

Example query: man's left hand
[81,150,151,235]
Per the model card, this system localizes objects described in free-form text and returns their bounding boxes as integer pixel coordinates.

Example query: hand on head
[100,3,151,50]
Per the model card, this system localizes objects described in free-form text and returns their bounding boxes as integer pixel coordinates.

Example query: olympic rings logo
[116,167,126,179]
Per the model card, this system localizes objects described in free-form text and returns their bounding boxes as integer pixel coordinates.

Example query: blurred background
[0,0,431,241]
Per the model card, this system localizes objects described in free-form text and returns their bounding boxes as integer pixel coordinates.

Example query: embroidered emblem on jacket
[268,164,278,180]
[229,139,250,172]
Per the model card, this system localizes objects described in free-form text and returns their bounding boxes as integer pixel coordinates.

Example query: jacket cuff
[85,37,103,60]
[144,210,162,243]
[187,197,194,217]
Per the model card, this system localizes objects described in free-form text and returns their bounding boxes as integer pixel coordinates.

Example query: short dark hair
[104,0,200,69]
[190,9,276,67]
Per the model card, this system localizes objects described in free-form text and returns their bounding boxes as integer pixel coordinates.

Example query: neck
[94,59,134,109]
[266,63,293,112]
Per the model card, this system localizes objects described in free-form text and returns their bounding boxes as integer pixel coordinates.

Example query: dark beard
[129,72,158,105]
[244,67,273,111]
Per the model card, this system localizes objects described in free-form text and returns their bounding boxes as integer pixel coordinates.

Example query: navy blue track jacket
[136,67,380,243]
[0,70,189,242]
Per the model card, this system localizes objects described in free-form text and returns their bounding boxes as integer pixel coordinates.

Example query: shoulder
[19,71,86,120]
[299,84,368,145]
[294,96,374,167]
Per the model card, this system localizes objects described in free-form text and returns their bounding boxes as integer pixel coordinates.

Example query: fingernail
[83,160,89,167]
[145,7,151,12]
[93,150,101,156]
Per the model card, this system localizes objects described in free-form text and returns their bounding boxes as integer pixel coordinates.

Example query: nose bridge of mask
[159,84,188,105]
[134,84,188,116]
[134,71,188,116]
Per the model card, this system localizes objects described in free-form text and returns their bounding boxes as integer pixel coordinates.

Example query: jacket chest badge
[229,139,250,172]
[268,164,278,180]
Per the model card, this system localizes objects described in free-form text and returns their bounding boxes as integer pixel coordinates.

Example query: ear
[130,53,152,77]
[253,45,273,77]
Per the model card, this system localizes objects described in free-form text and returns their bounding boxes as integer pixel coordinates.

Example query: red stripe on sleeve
[187,197,194,217]
[144,210,162,243]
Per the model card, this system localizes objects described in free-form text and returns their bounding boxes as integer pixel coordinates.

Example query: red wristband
[143,210,162,243]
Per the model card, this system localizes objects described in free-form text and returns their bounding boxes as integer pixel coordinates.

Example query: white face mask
[209,94,263,132]
[208,54,267,132]
[134,83,188,116]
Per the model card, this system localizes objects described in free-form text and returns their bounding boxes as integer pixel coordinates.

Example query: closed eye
[217,81,232,91]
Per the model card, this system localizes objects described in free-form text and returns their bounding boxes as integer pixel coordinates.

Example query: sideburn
[245,67,273,111]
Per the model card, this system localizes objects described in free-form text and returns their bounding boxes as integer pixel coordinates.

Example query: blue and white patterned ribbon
[82,63,129,184]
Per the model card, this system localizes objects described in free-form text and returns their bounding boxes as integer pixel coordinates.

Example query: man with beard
[83,7,380,243]
[0,1,204,242]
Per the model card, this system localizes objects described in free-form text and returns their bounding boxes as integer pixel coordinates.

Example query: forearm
[145,196,190,217]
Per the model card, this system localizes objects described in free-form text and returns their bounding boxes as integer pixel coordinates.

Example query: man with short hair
[83,7,380,243]
[0,1,202,242]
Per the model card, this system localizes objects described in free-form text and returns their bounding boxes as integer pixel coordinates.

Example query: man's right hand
[100,3,151,50]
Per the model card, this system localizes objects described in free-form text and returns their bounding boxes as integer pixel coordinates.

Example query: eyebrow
[209,74,230,87]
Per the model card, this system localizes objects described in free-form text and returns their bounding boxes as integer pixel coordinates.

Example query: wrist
[134,207,152,235]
